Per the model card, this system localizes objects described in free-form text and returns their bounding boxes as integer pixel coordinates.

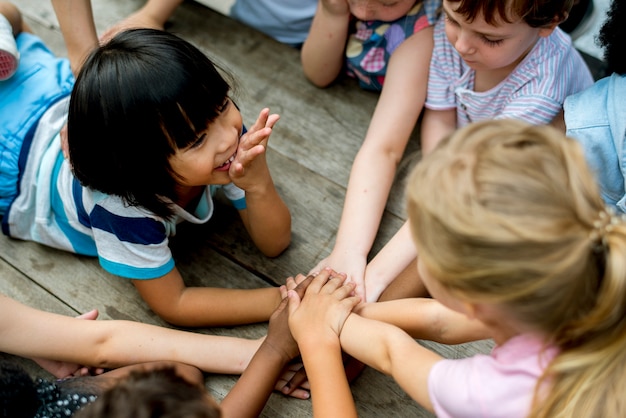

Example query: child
[0,277,312,417]
[73,366,218,418]
[75,280,314,418]
[0,0,291,327]
[334,0,598,303]
[560,0,626,214]
[420,0,594,154]
[305,0,440,301]
[290,119,626,417]
[0,360,204,418]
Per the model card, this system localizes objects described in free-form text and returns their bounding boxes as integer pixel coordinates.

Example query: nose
[454,31,476,55]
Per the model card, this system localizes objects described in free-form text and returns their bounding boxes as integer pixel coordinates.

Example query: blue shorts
[0,33,74,215]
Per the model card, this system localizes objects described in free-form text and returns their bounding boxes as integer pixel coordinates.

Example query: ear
[537,15,562,38]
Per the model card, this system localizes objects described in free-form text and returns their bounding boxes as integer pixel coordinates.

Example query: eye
[444,12,459,26]
[218,98,230,113]
[481,37,504,46]
[190,133,206,149]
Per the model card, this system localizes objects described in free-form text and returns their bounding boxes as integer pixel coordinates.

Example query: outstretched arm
[355,298,490,344]
[310,28,433,301]
[300,0,351,87]
[0,293,260,375]
[339,313,441,412]
[51,0,99,75]
[288,270,360,418]
[220,279,309,418]
[132,266,282,327]
[231,108,291,257]
[363,221,419,302]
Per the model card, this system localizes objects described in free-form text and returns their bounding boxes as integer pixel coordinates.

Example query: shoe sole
[0,49,18,81]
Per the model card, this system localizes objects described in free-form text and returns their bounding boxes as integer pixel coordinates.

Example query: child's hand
[309,251,368,301]
[288,269,361,346]
[275,359,311,399]
[229,108,279,191]
[265,274,316,364]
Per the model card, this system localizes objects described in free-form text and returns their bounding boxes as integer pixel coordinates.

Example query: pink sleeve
[428,357,486,418]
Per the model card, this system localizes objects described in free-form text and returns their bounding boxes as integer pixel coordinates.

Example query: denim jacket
[565,74,626,213]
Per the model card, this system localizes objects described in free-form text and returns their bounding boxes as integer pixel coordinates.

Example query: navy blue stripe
[90,205,166,245]
[73,178,91,229]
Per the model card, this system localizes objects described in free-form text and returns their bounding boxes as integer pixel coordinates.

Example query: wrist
[297,331,341,354]
[259,337,294,365]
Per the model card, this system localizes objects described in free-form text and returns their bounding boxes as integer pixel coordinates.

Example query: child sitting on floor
[332,0,597,303]
[0,0,290,328]
[289,119,626,417]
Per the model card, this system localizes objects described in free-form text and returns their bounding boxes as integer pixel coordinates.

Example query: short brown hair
[75,367,221,418]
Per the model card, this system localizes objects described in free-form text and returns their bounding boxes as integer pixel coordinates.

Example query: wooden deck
[8,0,607,416]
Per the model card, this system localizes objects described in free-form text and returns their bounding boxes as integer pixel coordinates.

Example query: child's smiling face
[348,0,418,22]
[442,0,554,73]
[169,98,242,191]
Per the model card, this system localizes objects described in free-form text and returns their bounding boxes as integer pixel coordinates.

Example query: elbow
[305,73,334,89]
[301,59,336,88]
[260,230,291,258]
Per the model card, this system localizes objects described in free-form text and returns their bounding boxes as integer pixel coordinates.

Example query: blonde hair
[407,119,626,417]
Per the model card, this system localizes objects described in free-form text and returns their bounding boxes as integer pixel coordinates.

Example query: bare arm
[339,313,441,412]
[231,109,291,257]
[0,294,260,374]
[419,107,457,155]
[132,267,282,327]
[99,0,183,42]
[311,29,433,300]
[221,283,304,418]
[300,0,351,87]
[288,271,360,418]
[364,221,418,301]
[355,298,490,344]
[51,0,99,75]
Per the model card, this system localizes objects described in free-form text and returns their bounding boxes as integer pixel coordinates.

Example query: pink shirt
[428,334,557,418]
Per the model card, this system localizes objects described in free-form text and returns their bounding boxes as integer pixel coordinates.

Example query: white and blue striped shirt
[4,97,246,280]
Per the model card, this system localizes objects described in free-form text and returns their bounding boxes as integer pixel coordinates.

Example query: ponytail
[530,217,626,417]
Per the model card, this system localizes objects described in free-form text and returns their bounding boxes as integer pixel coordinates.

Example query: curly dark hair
[598,0,626,74]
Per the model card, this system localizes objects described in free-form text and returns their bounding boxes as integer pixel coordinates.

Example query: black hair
[0,360,99,418]
[598,0,626,74]
[0,361,38,418]
[68,29,232,219]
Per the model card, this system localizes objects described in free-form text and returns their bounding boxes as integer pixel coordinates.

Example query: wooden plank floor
[3,1,495,416]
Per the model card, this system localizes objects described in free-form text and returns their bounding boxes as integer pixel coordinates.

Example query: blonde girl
[289,119,626,417]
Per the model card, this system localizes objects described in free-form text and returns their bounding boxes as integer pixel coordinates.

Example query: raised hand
[229,108,279,191]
